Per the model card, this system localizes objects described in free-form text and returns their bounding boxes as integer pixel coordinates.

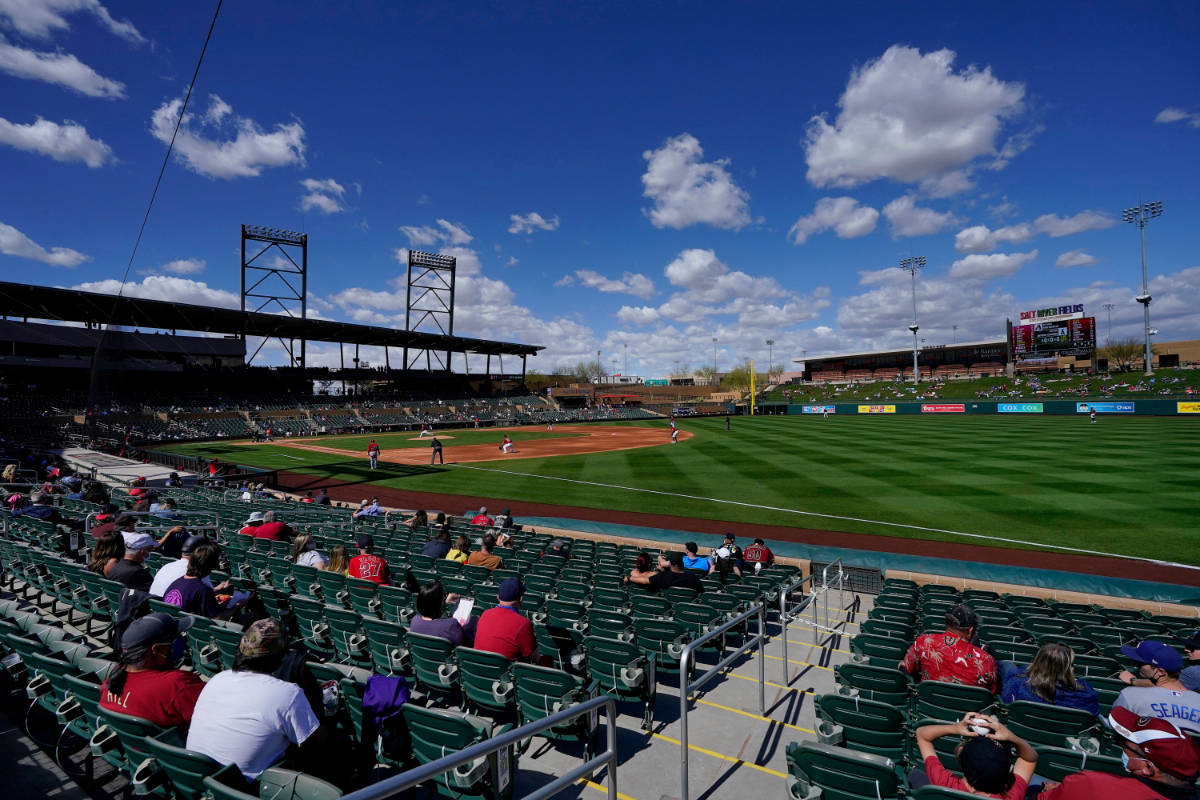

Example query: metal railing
[679,602,767,800]
[338,694,619,800]
[83,510,221,537]
[778,559,847,683]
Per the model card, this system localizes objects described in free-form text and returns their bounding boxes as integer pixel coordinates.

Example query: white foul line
[448,463,1200,572]
[279,454,305,461]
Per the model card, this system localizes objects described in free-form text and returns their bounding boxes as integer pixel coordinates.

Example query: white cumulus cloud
[788,196,878,245]
[0,0,144,43]
[160,258,205,275]
[949,250,1038,280]
[70,276,240,307]
[881,195,961,238]
[566,269,655,299]
[1031,211,1115,237]
[641,133,751,230]
[805,45,1026,193]
[507,212,559,234]
[1155,107,1200,128]
[0,115,113,166]
[149,94,305,179]
[399,219,472,247]
[299,177,345,214]
[954,223,1033,253]
[0,36,125,97]
[1055,250,1097,268]
[0,220,88,266]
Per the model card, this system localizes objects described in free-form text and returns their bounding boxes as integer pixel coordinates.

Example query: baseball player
[671,426,679,444]
[500,434,514,454]
[367,439,380,470]
[418,424,430,438]
[430,437,443,464]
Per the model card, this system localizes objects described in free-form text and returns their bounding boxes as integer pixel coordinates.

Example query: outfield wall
[777,399,1200,416]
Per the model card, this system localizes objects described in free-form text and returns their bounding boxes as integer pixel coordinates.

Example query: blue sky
[2,0,1198,376]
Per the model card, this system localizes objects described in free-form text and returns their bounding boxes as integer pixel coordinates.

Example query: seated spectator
[187,619,331,781]
[470,506,493,527]
[155,524,189,559]
[709,536,743,579]
[546,538,571,559]
[326,544,349,575]
[911,713,1036,799]
[1182,631,1200,692]
[742,538,775,573]
[446,534,471,563]
[352,497,382,519]
[421,526,452,559]
[900,604,998,691]
[493,508,515,530]
[163,544,243,619]
[239,511,266,536]
[314,488,331,506]
[89,504,121,538]
[109,532,157,592]
[630,552,656,578]
[1114,640,1200,733]
[150,533,212,597]
[100,612,205,729]
[1038,706,1200,799]
[681,541,709,571]
[626,552,705,593]
[165,472,183,488]
[291,533,327,569]
[348,534,389,584]
[465,533,504,571]
[89,532,125,578]
[253,510,292,541]
[404,509,428,531]
[999,642,1099,714]
[409,579,476,645]
[474,579,535,661]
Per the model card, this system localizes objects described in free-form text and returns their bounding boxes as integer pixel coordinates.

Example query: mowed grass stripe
[163,415,1200,564]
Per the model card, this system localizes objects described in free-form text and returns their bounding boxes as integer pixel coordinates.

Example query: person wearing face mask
[1036,706,1199,800]
[99,612,205,729]
[1114,640,1200,734]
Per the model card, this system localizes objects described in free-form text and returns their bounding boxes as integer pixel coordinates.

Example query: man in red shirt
[100,612,206,729]
[1038,706,1200,799]
[253,510,291,541]
[742,537,775,573]
[899,604,998,692]
[348,534,390,584]
[470,506,494,527]
[474,578,535,662]
[239,511,265,536]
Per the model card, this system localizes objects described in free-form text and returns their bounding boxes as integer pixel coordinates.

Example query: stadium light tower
[765,339,775,375]
[1102,302,1115,343]
[900,256,926,382]
[1122,201,1163,375]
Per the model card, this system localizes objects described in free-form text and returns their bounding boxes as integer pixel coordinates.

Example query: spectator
[326,544,349,576]
[150,533,212,597]
[1182,631,1200,692]
[155,524,188,559]
[109,532,157,592]
[13,489,84,551]
[912,713,1036,799]
[89,504,121,538]
[89,531,125,578]
[253,510,292,542]
[409,579,475,646]
[348,534,389,584]
[742,538,775,573]
[314,488,331,506]
[630,552,656,578]
[165,472,183,488]
[493,508,514,530]
[1037,706,1199,799]
[100,613,205,729]
[899,604,998,691]
[999,642,1099,714]
[300,491,314,504]
[421,526,452,559]
[187,619,331,781]
[682,541,709,571]
[291,533,328,569]
[446,534,471,563]
[465,533,504,571]
[474,579,535,661]
[239,511,266,536]
[709,535,743,578]
[626,552,705,593]
[470,506,493,527]
[163,544,243,619]
[1114,640,1200,733]
[353,497,382,520]
[404,509,429,532]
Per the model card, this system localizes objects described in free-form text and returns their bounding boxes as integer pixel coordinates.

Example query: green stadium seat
[1001,700,1101,750]
[203,764,343,800]
[455,646,516,716]
[407,631,460,703]
[785,740,902,800]
[89,706,168,779]
[511,662,599,759]
[360,616,409,676]
[586,609,634,642]
[399,704,514,800]
[910,681,996,722]
[834,663,912,707]
[322,606,371,668]
[138,728,224,799]
[582,635,656,730]
[1031,745,1124,783]
[849,633,909,667]
[634,618,690,676]
[814,693,907,762]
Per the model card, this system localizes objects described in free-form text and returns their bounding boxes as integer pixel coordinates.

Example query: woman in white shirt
[291,533,328,569]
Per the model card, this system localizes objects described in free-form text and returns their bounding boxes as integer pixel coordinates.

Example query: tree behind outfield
[1099,337,1145,372]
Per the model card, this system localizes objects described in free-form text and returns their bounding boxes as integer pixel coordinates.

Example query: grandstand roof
[796,338,1006,364]
[0,281,542,356]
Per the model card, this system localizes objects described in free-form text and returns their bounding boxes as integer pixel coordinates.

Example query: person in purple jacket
[998,642,1099,715]
[409,579,476,646]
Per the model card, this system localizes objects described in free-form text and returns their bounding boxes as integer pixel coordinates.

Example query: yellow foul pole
[750,359,756,416]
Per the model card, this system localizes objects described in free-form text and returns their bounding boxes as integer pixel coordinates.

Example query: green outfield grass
[162,416,1200,564]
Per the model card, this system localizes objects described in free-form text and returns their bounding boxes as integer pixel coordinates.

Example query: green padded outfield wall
[786,399,1197,416]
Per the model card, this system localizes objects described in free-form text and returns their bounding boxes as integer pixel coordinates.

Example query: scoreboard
[1012,316,1096,357]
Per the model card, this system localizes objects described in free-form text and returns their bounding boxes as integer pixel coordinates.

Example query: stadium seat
[203,764,343,800]
[360,616,409,676]
[138,728,224,798]
[814,693,907,762]
[1032,745,1125,783]
[586,609,634,641]
[89,706,167,780]
[582,635,656,730]
[511,662,599,758]
[323,606,372,668]
[455,646,516,716]
[399,704,514,800]
[407,631,460,703]
[785,740,902,800]
[1002,700,1101,750]
[834,663,912,707]
[849,633,909,667]
[911,682,996,722]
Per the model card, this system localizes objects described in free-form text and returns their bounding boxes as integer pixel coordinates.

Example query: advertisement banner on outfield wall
[1178,402,1200,414]
[1077,402,1134,414]
[998,403,1044,413]
[921,404,965,413]
[857,405,896,414]
[801,405,836,414]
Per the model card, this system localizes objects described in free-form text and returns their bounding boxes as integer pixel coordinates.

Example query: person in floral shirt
[899,604,998,692]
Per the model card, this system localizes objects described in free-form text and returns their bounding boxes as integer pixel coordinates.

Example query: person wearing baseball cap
[1037,706,1200,799]
[900,603,999,692]
[1114,640,1200,734]
[99,612,204,729]
[348,533,390,584]
[108,531,157,592]
[149,532,213,597]
[473,578,535,662]
[912,712,1038,798]
[1180,631,1200,693]
[187,618,331,780]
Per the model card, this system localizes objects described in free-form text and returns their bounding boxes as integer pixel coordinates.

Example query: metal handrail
[778,572,817,680]
[338,694,619,800]
[83,510,222,537]
[679,602,767,800]
[778,560,848,682]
